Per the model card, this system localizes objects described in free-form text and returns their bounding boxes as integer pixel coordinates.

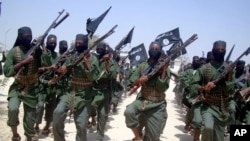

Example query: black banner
[128,43,148,66]
[155,27,180,47]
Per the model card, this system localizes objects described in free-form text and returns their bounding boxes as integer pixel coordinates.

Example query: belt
[141,86,165,102]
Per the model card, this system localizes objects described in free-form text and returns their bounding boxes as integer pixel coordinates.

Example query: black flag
[155,27,180,47]
[86,6,111,38]
[167,39,187,60]
[115,26,135,51]
[128,43,148,66]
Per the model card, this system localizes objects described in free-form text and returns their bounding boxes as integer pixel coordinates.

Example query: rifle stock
[15,9,69,78]
[128,34,198,95]
[49,25,118,83]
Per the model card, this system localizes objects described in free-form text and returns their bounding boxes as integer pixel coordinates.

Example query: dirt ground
[0,75,230,141]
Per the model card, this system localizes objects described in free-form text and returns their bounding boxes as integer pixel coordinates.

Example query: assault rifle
[233,73,250,87]
[212,47,250,85]
[15,9,69,78]
[193,47,250,102]
[48,25,118,84]
[128,34,198,95]
[39,45,76,72]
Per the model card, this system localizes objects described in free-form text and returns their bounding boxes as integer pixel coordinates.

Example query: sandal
[32,135,39,141]
[12,134,21,141]
[42,128,51,135]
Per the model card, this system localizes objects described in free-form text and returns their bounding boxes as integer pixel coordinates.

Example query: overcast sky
[0,0,250,62]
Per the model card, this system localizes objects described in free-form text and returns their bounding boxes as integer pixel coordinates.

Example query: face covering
[96,48,107,57]
[20,37,32,48]
[15,26,32,49]
[59,47,67,54]
[192,61,201,70]
[76,44,88,53]
[59,40,68,54]
[75,34,88,53]
[47,44,56,52]
[149,49,161,60]
[212,49,225,62]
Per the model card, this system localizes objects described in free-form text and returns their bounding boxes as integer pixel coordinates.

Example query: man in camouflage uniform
[3,26,50,141]
[58,40,68,55]
[110,55,124,113]
[124,41,171,141]
[191,40,234,141]
[35,34,59,135]
[91,42,117,141]
[180,56,201,134]
[52,34,99,141]
[225,60,246,134]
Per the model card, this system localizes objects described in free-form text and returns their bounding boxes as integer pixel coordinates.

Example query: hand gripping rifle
[15,9,69,78]
[196,47,250,100]
[48,25,118,84]
[128,34,198,95]
[212,47,250,85]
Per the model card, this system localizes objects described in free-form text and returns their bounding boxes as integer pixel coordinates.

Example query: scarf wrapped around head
[59,40,68,54]
[13,26,32,48]
[46,34,57,52]
[212,40,226,62]
[75,34,88,53]
[148,41,162,60]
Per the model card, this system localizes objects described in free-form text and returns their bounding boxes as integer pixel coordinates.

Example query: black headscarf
[148,41,162,60]
[96,42,109,57]
[13,26,32,49]
[75,34,88,53]
[212,40,226,62]
[235,60,245,78]
[192,56,200,69]
[59,40,68,55]
[46,34,57,52]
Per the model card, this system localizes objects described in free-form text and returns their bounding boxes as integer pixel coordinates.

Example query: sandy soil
[0,75,230,141]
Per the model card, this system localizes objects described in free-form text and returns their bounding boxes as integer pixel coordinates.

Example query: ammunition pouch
[141,86,165,102]
[15,73,38,86]
[203,93,229,111]
[71,76,92,89]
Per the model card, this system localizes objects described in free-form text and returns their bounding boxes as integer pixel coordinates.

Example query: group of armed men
[2,26,250,141]
[174,43,250,141]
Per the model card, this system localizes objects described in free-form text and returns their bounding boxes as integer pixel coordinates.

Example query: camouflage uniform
[124,61,171,141]
[53,52,99,141]
[91,58,117,140]
[192,61,234,141]
[4,45,49,138]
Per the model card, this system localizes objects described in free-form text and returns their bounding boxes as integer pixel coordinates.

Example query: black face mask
[235,67,244,77]
[192,61,201,70]
[20,38,32,48]
[96,48,106,57]
[212,49,225,62]
[59,47,67,54]
[76,45,88,53]
[149,49,161,60]
[47,45,56,52]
